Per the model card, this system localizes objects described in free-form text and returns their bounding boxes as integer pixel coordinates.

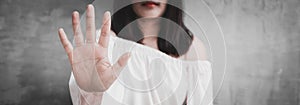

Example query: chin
[139,13,162,18]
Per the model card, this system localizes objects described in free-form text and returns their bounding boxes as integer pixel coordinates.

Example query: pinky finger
[58,28,74,63]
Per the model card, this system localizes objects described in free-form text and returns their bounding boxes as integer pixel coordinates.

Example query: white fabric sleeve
[185,61,213,105]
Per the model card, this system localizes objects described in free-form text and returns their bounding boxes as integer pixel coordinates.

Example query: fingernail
[104,11,110,16]
[58,28,63,32]
[106,11,110,14]
[72,11,79,17]
[73,11,77,14]
[88,4,93,9]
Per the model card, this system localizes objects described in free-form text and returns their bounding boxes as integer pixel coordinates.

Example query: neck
[137,18,160,37]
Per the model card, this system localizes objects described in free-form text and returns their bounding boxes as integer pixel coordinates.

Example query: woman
[58,0,212,105]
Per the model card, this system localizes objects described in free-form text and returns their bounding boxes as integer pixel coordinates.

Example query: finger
[72,11,84,47]
[58,28,74,63]
[98,11,111,48]
[86,4,96,43]
[112,52,131,75]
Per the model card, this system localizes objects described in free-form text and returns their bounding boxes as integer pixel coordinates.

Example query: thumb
[112,52,131,74]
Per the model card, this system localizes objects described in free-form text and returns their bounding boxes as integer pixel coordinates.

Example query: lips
[141,1,160,8]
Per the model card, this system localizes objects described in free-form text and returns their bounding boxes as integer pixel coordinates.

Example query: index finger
[98,11,111,48]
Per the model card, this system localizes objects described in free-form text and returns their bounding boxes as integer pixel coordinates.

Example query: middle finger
[86,4,96,43]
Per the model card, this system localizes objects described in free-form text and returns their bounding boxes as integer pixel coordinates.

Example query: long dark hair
[111,0,193,57]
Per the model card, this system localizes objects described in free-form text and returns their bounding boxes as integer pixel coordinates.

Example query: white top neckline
[108,36,211,64]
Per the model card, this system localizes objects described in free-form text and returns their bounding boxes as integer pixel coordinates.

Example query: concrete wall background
[207,0,300,105]
[0,0,299,105]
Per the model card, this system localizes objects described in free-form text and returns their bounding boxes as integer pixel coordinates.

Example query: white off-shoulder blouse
[69,34,213,105]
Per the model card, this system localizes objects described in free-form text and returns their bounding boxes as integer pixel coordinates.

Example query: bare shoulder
[182,36,208,61]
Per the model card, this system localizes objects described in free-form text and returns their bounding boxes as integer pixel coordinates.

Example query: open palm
[58,5,130,92]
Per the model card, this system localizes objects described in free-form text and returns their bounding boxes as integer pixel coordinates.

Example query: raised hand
[58,4,130,92]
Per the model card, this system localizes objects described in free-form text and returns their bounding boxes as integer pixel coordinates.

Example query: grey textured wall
[209,0,300,105]
[0,0,299,105]
[0,0,89,104]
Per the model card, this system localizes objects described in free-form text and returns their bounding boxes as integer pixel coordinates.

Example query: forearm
[70,72,104,105]
[79,92,103,105]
